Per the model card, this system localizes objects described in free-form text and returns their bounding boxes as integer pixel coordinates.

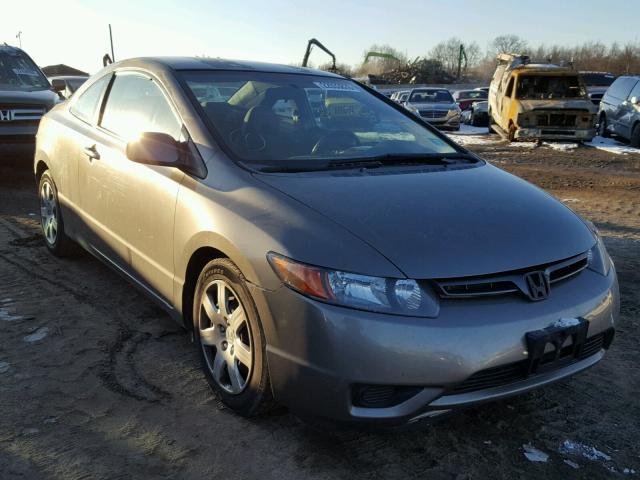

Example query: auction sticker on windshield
[313,81,360,92]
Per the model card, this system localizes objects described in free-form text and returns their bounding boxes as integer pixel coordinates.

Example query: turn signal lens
[267,253,333,300]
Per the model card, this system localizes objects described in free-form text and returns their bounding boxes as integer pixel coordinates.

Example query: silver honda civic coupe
[34,57,619,424]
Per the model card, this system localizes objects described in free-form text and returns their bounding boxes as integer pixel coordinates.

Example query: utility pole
[109,24,115,61]
[16,31,22,48]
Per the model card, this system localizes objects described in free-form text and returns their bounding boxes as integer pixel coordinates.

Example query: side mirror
[51,79,66,93]
[631,96,639,105]
[126,132,181,167]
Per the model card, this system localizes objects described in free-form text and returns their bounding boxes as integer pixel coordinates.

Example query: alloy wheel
[40,179,58,245]
[198,279,253,394]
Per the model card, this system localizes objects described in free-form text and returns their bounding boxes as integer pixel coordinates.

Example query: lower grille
[419,110,447,119]
[448,329,613,395]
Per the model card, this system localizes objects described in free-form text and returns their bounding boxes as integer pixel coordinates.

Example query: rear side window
[100,72,181,141]
[70,74,111,124]
[607,77,638,100]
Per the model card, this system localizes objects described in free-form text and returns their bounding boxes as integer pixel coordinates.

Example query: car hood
[518,99,597,113]
[255,164,595,279]
[0,88,59,109]
[406,102,456,110]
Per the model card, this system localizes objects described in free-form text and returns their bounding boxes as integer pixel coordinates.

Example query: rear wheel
[193,258,274,416]
[630,123,640,148]
[38,171,75,256]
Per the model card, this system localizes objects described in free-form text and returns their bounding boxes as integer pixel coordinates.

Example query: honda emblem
[0,110,12,122]
[524,271,550,301]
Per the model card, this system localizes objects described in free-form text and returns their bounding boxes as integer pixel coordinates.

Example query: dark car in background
[0,45,59,155]
[48,75,89,99]
[453,89,488,111]
[597,75,640,146]
[580,71,616,105]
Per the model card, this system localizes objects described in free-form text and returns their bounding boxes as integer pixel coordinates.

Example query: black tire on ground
[598,114,610,138]
[38,171,76,257]
[193,258,275,416]
[487,110,496,134]
[630,123,640,148]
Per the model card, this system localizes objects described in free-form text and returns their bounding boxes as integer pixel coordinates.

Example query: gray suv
[597,75,640,146]
[35,57,619,425]
[0,45,59,155]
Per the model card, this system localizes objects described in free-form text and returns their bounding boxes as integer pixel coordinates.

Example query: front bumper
[514,127,596,141]
[253,265,619,425]
[424,116,460,130]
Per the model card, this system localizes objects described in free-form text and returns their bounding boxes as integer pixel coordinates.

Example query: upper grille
[537,113,577,127]
[448,329,613,395]
[435,252,589,300]
[419,110,448,119]
[0,105,46,122]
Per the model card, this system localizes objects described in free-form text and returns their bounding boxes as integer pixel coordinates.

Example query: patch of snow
[23,327,49,343]
[585,136,640,155]
[564,459,580,469]
[523,443,549,462]
[560,440,611,462]
[624,468,636,475]
[0,306,24,321]
[483,440,492,445]
[553,318,581,328]
[543,142,579,151]
[456,124,490,136]
[22,428,40,435]
[561,198,581,203]
[0,361,9,374]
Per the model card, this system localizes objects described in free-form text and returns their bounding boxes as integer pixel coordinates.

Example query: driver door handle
[83,144,100,161]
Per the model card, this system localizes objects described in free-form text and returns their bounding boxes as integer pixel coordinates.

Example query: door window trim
[69,72,113,126]
[96,68,185,143]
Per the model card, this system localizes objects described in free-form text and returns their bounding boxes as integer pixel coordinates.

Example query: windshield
[455,90,487,101]
[182,71,458,167]
[516,75,586,100]
[408,89,453,103]
[0,50,49,91]
[580,73,616,87]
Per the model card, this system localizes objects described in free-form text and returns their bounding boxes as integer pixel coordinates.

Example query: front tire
[630,123,640,148]
[193,258,273,416]
[38,171,75,256]
[598,114,610,138]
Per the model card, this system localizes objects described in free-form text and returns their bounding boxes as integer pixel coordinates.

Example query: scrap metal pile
[369,58,455,85]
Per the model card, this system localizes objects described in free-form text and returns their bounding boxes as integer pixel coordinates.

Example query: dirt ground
[1,135,639,480]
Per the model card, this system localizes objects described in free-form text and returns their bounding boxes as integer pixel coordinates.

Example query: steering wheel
[312,131,360,155]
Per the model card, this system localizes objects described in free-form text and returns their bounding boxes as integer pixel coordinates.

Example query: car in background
[48,75,89,99]
[462,100,489,127]
[453,89,488,111]
[474,87,489,93]
[597,75,640,146]
[404,88,461,130]
[580,71,616,105]
[0,45,59,155]
[35,57,618,425]
[391,90,410,104]
[488,54,597,141]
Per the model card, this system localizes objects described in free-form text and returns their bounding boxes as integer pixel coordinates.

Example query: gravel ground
[1,134,639,479]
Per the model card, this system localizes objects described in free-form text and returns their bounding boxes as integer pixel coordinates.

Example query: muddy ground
[1,135,639,479]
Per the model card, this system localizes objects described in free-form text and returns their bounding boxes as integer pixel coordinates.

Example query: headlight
[448,108,461,118]
[585,222,612,276]
[267,253,439,317]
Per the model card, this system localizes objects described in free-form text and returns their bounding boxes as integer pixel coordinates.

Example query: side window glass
[626,80,640,101]
[506,78,515,98]
[70,74,111,124]
[100,73,181,141]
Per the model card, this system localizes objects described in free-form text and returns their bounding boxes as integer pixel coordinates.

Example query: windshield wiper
[256,152,477,173]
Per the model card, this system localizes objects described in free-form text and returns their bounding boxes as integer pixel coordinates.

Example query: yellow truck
[488,54,597,141]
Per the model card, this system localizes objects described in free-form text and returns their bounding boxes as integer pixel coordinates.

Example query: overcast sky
[2,0,638,74]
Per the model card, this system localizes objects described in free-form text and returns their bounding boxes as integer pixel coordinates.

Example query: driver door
[77,71,185,305]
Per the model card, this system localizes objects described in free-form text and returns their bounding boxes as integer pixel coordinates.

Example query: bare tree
[490,34,528,56]
[429,38,481,77]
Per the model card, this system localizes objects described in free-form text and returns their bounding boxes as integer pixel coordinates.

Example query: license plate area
[525,318,589,376]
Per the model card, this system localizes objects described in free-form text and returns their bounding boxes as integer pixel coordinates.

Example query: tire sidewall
[193,259,269,414]
[38,172,64,254]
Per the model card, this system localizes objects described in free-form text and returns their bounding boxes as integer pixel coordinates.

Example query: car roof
[110,57,342,78]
